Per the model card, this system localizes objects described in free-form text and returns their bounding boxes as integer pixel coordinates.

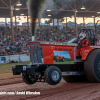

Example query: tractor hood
[27,41,78,47]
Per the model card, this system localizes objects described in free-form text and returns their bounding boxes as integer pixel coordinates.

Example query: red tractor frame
[12,29,100,85]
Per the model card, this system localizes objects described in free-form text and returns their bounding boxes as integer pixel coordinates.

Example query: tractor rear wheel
[22,74,37,85]
[84,49,100,82]
[62,58,64,62]
[63,75,86,83]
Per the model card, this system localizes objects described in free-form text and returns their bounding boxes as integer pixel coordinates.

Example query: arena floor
[0,77,100,100]
[0,62,100,100]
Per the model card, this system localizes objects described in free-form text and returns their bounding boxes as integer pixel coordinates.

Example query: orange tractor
[56,56,64,62]
[12,29,100,85]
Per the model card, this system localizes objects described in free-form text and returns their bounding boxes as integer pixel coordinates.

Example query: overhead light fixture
[92,16,94,17]
[97,12,100,14]
[48,15,51,16]
[47,10,51,11]
[21,14,24,15]
[15,8,20,10]
[81,6,86,10]
[16,1,22,6]
[76,11,78,12]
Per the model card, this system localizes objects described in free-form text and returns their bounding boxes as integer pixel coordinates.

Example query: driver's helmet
[79,33,86,40]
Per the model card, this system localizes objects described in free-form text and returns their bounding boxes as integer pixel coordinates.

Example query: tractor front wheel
[22,74,37,85]
[44,66,62,85]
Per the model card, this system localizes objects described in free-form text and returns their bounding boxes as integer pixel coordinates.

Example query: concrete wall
[0,54,30,64]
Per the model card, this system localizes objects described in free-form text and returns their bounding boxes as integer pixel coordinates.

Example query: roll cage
[68,29,96,45]
[79,29,96,45]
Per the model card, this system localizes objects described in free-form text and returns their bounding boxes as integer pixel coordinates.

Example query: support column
[5,18,7,27]
[39,18,40,27]
[15,16,17,27]
[94,17,96,33]
[57,19,59,30]
[27,16,29,29]
[10,4,14,43]
[66,17,67,29]
[57,19,59,26]
[74,9,77,37]
[53,18,54,27]
[83,17,85,27]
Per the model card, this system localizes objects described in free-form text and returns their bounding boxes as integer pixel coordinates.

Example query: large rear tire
[22,74,37,85]
[62,58,64,62]
[84,49,100,82]
[44,66,62,85]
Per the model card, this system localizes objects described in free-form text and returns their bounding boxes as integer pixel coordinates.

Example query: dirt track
[0,76,100,100]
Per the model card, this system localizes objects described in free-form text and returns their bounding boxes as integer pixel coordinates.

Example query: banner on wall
[1,57,6,64]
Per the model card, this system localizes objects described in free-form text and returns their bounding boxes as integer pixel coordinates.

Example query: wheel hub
[51,70,60,81]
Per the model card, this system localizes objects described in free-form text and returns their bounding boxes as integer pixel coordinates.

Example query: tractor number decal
[55,48,72,51]
[53,51,74,64]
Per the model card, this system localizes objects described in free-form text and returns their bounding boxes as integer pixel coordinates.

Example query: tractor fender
[81,47,100,61]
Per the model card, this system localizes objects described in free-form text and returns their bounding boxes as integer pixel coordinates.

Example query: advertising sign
[1,57,6,64]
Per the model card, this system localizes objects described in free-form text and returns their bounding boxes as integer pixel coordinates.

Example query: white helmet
[79,33,86,40]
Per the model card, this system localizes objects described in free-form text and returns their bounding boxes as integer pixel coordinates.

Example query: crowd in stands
[0,26,31,56]
[35,28,76,42]
[0,26,78,56]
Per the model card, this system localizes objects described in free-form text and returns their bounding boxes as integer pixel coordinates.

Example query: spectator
[0,26,78,56]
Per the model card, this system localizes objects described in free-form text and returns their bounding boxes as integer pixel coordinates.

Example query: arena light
[47,10,51,11]
[48,15,51,16]
[15,8,20,10]
[81,6,86,10]
[97,12,100,14]
[21,14,24,15]
[16,1,22,6]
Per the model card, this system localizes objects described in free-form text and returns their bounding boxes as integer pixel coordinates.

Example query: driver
[78,32,89,47]
[76,32,90,59]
